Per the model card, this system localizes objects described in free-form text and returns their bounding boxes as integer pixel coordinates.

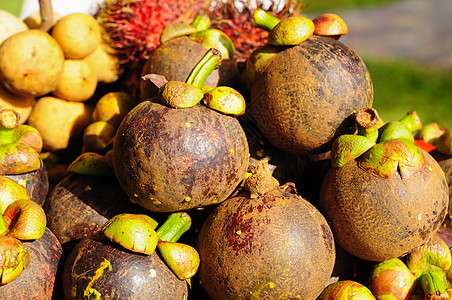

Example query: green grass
[301,0,395,13]
[0,0,24,17]
[363,58,452,129]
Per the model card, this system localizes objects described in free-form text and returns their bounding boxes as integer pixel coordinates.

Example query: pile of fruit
[0,1,451,299]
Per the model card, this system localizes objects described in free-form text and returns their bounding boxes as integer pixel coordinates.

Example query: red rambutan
[95,0,211,66]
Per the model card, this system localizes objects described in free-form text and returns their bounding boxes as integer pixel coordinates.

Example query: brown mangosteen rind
[249,35,373,155]
[0,228,63,299]
[4,161,48,206]
[44,174,150,255]
[197,183,336,299]
[140,36,240,101]
[319,149,448,262]
[62,233,188,299]
[113,101,249,212]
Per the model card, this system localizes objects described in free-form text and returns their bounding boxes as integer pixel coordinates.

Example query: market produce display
[0,1,451,299]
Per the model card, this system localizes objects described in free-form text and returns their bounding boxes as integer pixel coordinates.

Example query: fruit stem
[190,14,211,31]
[156,212,192,242]
[185,48,222,89]
[253,8,281,32]
[39,0,54,32]
[0,109,19,146]
[355,108,379,143]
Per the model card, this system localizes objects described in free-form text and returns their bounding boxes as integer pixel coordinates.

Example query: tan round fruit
[51,13,101,59]
[23,11,62,30]
[0,10,28,44]
[52,59,98,102]
[0,82,35,124]
[83,40,123,84]
[27,96,93,152]
[0,29,64,97]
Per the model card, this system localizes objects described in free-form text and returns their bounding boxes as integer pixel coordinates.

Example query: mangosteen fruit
[0,228,64,299]
[140,14,240,101]
[319,108,449,261]
[114,49,249,212]
[197,159,336,299]
[0,109,49,205]
[247,10,373,155]
[44,173,150,255]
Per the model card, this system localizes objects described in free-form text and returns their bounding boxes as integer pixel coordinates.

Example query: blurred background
[1,0,451,128]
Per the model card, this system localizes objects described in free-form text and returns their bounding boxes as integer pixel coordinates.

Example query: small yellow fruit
[0,82,35,124]
[83,40,123,83]
[51,13,101,59]
[52,59,98,102]
[27,96,93,152]
[0,29,65,97]
[0,9,28,44]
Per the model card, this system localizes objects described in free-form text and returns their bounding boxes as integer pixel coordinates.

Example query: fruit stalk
[185,48,222,89]
[39,0,54,32]
[155,212,192,242]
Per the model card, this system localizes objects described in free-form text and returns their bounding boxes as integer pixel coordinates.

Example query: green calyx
[157,241,200,280]
[66,151,115,177]
[419,271,449,299]
[0,109,43,175]
[102,213,159,255]
[203,86,246,116]
[0,235,30,285]
[331,108,425,179]
[189,29,235,60]
[406,234,452,278]
[399,110,422,133]
[245,44,281,82]
[160,14,210,44]
[154,48,222,109]
[253,9,314,46]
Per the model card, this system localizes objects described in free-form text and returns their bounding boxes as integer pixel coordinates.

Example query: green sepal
[331,134,375,168]
[378,121,415,143]
[102,213,159,255]
[359,138,425,179]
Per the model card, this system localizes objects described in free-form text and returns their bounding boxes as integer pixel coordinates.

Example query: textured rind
[0,228,64,299]
[319,149,449,261]
[197,187,336,300]
[62,233,188,300]
[250,35,373,155]
[113,101,249,212]
[44,174,148,250]
[140,36,240,101]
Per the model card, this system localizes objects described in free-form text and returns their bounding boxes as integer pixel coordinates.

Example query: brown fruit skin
[4,161,49,206]
[197,186,336,300]
[44,174,149,255]
[140,36,241,101]
[62,233,188,300]
[249,35,373,155]
[319,149,448,262]
[113,101,249,212]
[0,228,64,299]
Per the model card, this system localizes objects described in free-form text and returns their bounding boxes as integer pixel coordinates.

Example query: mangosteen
[197,159,336,299]
[319,108,449,261]
[247,10,373,155]
[140,14,240,101]
[0,109,48,205]
[114,49,249,212]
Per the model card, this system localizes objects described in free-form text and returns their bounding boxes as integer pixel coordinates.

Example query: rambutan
[206,0,306,64]
[94,0,211,66]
